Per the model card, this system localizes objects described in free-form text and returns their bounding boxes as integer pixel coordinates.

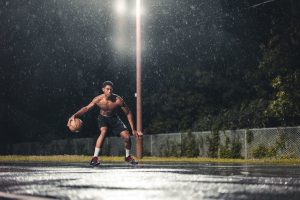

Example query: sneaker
[90,156,100,166]
[125,155,138,165]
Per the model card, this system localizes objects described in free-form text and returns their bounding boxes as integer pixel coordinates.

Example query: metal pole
[136,0,142,134]
[244,130,248,159]
[136,0,143,159]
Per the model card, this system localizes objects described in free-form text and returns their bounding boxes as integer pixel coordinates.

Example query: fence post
[180,132,182,156]
[244,130,248,159]
[150,135,153,156]
[217,130,220,159]
[107,137,109,156]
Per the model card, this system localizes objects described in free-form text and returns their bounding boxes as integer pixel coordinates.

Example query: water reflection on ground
[0,162,300,199]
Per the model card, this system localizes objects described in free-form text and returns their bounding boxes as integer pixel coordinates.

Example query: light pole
[135,0,143,159]
[114,0,143,158]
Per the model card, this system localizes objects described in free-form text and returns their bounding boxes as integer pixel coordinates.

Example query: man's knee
[99,129,107,137]
[121,131,130,142]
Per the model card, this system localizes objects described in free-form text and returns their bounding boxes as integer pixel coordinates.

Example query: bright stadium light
[115,0,126,15]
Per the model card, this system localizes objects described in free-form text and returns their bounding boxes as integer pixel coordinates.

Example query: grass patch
[0,155,300,165]
[0,155,122,163]
[141,157,300,165]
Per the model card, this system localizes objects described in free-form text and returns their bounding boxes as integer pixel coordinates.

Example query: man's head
[102,81,114,97]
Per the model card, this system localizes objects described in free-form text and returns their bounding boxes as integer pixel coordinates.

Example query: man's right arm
[67,96,99,125]
[72,102,94,118]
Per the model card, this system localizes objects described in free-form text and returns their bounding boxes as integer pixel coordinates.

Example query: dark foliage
[0,0,299,143]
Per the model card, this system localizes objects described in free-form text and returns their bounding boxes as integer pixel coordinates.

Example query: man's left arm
[119,99,137,137]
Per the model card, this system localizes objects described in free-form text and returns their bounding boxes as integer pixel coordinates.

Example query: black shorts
[97,115,128,137]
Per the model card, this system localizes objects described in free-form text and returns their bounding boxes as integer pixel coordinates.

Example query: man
[67,81,139,166]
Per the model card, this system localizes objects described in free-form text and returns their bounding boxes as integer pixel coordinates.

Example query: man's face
[102,85,113,97]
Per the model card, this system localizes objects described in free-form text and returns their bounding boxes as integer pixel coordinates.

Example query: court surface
[0,162,300,199]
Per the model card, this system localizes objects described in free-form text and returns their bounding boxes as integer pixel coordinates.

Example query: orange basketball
[68,118,83,132]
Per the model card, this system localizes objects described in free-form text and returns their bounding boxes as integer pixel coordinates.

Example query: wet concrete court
[0,162,300,200]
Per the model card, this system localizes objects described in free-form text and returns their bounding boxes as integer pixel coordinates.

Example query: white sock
[93,148,101,157]
[125,149,130,157]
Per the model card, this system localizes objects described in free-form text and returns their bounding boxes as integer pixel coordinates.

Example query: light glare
[115,0,126,15]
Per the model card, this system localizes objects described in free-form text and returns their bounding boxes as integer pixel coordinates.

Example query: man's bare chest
[97,100,119,110]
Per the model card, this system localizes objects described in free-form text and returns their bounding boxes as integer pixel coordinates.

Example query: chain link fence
[142,126,300,159]
[2,126,300,159]
[245,127,300,159]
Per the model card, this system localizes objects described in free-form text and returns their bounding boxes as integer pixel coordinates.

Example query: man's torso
[94,94,121,116]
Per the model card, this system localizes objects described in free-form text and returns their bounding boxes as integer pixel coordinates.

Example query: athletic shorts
[97,115,128,137]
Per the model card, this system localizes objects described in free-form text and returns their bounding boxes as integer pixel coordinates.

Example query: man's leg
[120,131,137,164]
[90,127,107,166]
[120,130,131,151]
[95,127,108,149]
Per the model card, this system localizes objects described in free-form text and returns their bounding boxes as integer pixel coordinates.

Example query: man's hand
[67,115,75,127]
[132,130,138,137]
[132,130,143,138]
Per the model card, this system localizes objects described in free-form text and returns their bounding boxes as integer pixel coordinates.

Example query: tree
[260,19,300,125]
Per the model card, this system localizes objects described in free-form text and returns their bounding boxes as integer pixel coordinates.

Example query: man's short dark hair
[102,81,114,88]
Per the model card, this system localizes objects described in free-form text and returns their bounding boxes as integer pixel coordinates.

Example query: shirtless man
[67,81,139,166]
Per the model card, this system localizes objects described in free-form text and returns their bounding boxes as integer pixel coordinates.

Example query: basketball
[68,118,83,132]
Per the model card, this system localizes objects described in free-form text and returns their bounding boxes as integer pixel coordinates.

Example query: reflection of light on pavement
[2,164,300,199]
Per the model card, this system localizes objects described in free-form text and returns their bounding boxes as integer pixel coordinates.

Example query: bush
[252,144,269,158]
[161,139,181,157]
[246,130,254,144]
[207,130,219,158]
[220,136,242,158]
[231,139,242,158]
[181,132,199,157]
[252,132,288,158]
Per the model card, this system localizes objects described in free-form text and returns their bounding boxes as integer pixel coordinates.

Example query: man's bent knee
[100,131,107,136]
[99,127,107,136]
[120,131,130,141]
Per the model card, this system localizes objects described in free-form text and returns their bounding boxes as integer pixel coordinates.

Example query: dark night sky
[0,0,298,143]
